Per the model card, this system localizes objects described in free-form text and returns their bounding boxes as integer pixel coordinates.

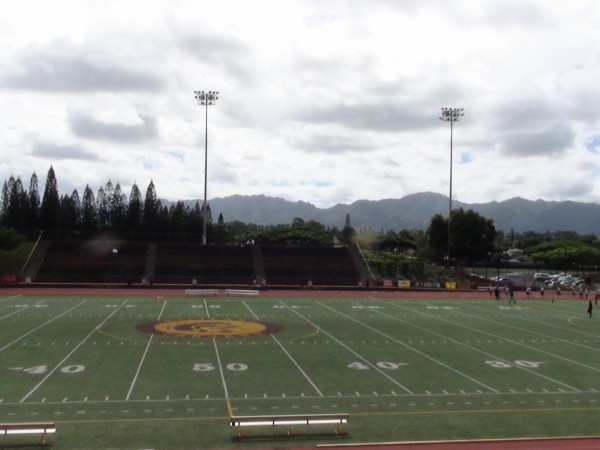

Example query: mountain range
[175,193,600,235]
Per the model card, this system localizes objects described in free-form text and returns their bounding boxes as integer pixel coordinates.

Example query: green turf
[1,293,599,449]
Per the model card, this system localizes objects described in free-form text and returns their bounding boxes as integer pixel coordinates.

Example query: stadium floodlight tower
[439,107,464,264]
[194,90,219,245]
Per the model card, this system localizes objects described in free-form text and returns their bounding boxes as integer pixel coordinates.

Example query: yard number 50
[193,363,248,372]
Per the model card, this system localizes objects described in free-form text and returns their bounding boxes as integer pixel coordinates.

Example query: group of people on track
[488,284,600,317]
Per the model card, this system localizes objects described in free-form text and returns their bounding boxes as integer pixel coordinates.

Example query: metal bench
[224,289,259,296]
[185,289,220,296]
[230,413,348,438]
[0,422,56,447]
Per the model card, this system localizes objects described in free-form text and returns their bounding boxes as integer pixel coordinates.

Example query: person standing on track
[588,299,593,318]
[509,287,516,304]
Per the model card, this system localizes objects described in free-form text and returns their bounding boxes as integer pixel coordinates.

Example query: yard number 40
[485,360,544,368]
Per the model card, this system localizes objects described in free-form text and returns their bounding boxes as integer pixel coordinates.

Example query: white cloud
[0,0,599,210]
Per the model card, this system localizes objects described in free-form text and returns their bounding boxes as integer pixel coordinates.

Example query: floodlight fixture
[194,90,219,245]
[439,107,464,264]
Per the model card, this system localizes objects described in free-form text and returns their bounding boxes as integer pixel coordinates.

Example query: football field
[1,291,600,449]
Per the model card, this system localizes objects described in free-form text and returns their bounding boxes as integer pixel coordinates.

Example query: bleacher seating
[153,244,254,285]
[32,242,362,287]
[261,246,359,286]
[35,241,147,284]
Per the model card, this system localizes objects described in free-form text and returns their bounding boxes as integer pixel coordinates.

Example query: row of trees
[2,166,598,273]
[1,166,217,241]
[0,166,353,245]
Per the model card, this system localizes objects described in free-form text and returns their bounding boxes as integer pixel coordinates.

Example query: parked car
[534,273,552,282]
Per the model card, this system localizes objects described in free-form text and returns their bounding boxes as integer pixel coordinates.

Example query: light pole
[194,90,219,245]
[439,107,464,263]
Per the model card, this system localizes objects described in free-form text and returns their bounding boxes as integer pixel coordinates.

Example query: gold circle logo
[137,319,282,338]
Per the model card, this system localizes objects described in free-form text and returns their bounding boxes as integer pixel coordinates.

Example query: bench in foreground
[0,422,56,447]
[185,289,259,297]
[230,413,348,438]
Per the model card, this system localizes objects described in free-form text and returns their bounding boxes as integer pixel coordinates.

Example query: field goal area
[1,290,600,448]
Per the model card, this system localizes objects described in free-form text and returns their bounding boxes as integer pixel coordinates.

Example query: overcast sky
[1,0,599,209]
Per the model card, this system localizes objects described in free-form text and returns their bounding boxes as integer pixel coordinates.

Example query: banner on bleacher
[445,281,457,289]
[398,280,411,288]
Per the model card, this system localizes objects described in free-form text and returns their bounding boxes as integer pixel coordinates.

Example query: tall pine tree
[127,183,143,233]
[40,166,60,233]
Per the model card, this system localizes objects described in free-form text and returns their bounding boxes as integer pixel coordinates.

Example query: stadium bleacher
[30,242,362,287]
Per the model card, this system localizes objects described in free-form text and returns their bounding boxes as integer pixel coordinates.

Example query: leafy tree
[426,209,497,264]
[426,213,448,262]
[374,230,418,252]
[0,226,25,250]
[450,209,497,263]
[528,238,600,270]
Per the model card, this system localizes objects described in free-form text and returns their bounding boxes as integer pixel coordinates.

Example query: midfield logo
[136,319,283,337]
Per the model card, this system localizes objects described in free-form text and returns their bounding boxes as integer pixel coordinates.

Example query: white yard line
[0,294,22,303]
[378,299,582,391]
[281,301,414,395]
[212,337,230,399]
[125,300,168,401]
[19,300,128,403]
[242,300,324,397]
[466,302,600,348]
[0,300,89,353]
[319,301,500,394]
[0,299,48,321]
[204,298,231,405]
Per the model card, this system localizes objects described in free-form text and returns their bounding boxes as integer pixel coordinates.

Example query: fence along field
[1,293,600,448]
